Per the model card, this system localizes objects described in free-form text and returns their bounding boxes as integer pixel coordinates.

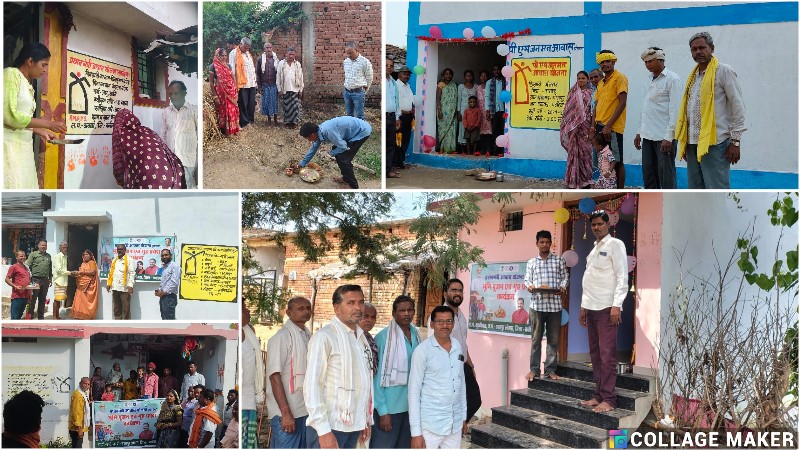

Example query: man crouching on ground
[298,117,372,189]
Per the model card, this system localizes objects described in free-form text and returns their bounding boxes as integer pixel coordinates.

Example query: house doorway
[563,194,637,364]
[66,223,99,305]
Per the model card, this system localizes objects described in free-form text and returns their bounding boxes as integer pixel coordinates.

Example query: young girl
[101,385,115,401]
[592,133,617,189]
[462,96,482,156]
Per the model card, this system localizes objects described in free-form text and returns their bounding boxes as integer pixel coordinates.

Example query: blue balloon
[499,90,512,103]
[561,308,569,326]
[578,197,596,214]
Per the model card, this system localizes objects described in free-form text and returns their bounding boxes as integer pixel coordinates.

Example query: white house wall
[419,2,584,24]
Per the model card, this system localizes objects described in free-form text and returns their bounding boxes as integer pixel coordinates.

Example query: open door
[66,223,99,307]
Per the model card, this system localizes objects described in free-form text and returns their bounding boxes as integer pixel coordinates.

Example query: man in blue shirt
[299,116,372,189]
[155,248,181,320]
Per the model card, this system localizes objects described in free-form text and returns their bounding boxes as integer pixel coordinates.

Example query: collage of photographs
[0,1,798,450]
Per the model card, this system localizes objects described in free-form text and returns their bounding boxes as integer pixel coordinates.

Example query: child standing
[462,96,482,156]
[592,133,617,189]
[101,385,115,401]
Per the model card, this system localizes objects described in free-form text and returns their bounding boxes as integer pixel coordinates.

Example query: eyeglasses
[433,319,454,325]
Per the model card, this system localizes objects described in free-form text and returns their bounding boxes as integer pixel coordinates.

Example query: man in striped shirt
[161,80,198,188]
[343,42,373,120]
[155,248,181,320]
[523,230,568,382]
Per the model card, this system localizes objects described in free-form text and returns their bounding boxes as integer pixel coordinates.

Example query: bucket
[617,362,631,374]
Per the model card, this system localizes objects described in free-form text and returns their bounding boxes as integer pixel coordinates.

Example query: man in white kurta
[161,80,198,188]
[106,243,136,320]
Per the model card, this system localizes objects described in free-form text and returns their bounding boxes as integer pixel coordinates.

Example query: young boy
[298,116,372,189]
[462,96,482,156]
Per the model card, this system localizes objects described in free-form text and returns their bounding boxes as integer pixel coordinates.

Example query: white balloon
[497,44,510,56]
[481,26,497,39]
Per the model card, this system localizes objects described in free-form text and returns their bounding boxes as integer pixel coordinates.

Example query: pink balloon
[620,196,635,215]
[627,256,637,272]
[429,26,442,39]
[562,250,579,268]
[608,211,620,226]
[463,28,474,39]
[501,65,514,79]
[423,135,436,148]
[495,134,508,147]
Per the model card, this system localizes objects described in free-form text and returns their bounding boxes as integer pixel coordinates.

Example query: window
[137,50,158,98]
[504,211,523,232]
[131,37,169,108]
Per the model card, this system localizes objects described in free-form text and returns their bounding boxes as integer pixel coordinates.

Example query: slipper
[332,176,348,185]
[387,171,401,179]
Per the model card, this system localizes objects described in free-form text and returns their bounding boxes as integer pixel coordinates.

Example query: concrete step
[555,361,652,393]
[528,375,650,411]
[492,404,609,448]
[471,422,567,449]
[510,388,638,430]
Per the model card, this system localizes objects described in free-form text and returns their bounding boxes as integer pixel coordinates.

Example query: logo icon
[609,429,629,448]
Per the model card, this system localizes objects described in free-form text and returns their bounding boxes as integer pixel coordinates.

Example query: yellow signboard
[66,50,133,135]
[509,57,571,130]
[179,244,239,302]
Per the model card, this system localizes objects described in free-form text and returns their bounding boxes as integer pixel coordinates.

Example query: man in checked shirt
[343,42,374,120]
[523,230,568,382]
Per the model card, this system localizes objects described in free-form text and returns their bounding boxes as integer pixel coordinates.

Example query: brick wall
[262,28,303,67]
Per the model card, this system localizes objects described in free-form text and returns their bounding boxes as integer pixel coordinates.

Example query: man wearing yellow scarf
[675,32,746,189]
[106,243,136,320]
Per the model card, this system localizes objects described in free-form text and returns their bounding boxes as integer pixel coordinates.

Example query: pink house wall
[632,193,663,374]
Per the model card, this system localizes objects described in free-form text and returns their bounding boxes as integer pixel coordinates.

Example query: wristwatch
[731,140,740,147]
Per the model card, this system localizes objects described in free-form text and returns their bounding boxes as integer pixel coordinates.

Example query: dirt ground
[386,163,566,189]
[203,97,382,189]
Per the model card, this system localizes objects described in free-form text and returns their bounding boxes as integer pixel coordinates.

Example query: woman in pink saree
[560,71,593,189]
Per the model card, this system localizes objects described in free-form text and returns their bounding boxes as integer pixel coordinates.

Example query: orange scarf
[189,406,221,448]
[2,431,41,448]
[235,48,247,89]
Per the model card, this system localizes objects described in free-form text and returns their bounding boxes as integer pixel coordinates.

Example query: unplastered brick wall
[264,28,303,66]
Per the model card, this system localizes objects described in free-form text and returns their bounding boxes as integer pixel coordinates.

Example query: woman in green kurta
[436,67,458,153]
[4,43,66,189]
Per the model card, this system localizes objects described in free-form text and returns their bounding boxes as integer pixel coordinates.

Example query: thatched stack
[203,82,223,142]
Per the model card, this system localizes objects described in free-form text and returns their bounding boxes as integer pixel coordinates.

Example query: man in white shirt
[267,297,312,448]
[409,305,467,449]
[229,37,258,128]
[277,47,304,128]
[343,42,373,120]
[161,80,198,188]
[395,65,415,170]
[385,57,400,180]
[676,31,746,189]
[304,285,372,449]
[580,210,629,413]
[106,243,136,320]
[181,362,206,402]
[241,302,263,448]
[634,47,681,189]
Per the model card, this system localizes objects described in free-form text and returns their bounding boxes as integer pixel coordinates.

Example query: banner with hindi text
[92,398,161,448]
[66,50,132,135]
[468,262,531,337]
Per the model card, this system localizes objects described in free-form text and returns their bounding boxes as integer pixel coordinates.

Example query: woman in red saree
[209,48,240,135]
[71,249,98,320]
[560,71,594,189]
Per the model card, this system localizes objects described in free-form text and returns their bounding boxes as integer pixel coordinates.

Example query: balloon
[499,90,512,103]
[620,195,635,215]
[412,65,426,75]
[429,26,442,39]
[423,135,436,148]
[578,197,596,214]
[561,308,569,326]
[562,250,579,267]
[423,146,433,153]
[608,211,620,226]
[481,26,496,38]
[463,28,474,39]
[627,256,637,272]
[554,207,570,224]
[501,66,513,79]
[495,134,508,147]
[496,43,510,56]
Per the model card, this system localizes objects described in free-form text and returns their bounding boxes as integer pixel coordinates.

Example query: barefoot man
[579,210,628,413]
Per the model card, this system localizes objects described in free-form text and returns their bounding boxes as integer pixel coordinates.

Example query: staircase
[471,361,654,449]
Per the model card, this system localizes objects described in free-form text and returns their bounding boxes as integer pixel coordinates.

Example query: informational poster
[3,365,57,401]
[93,398,161,448]
[509,57,571,130]
[180,244,239,302]
[66,50,132,135]
[100,236,177,282]
[468,262,531,337]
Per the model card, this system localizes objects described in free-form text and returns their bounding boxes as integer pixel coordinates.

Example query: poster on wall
[66,50,133,135]
[179,244,239,302]
[92,398,160,448]
[100,236,177,282]
[468,262,531,337]
[509,57,571,130]
[3,365,61,403]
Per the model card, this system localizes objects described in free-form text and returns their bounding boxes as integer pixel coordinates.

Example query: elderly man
[593,49,628,188]
[395,65,415,170]
[107,243,136,320]
[362,302,379,375]
[266,297,312,448]
[256,42,280,126]
[676,32,746,189]
[409,306,467,449]
[5,250,31,320]
[229,37,258,128]
[372,295,421,448]
[385,57,401,180]
[304,284,372,449]
[241,303,264,448]
[155,248,181,320]
[52,241,70,320]
[277,47,304,128]
[2,390,46,448]
[524,230,568,382]
[107,362,125,401]
[181,363,206,402]
[297,117,372,190]
[634,47,681,189]
[580,210,629,413]
[26,240,51,320]
[160,80,198,188]
[69,377,91,448]
[343,42,373,119]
